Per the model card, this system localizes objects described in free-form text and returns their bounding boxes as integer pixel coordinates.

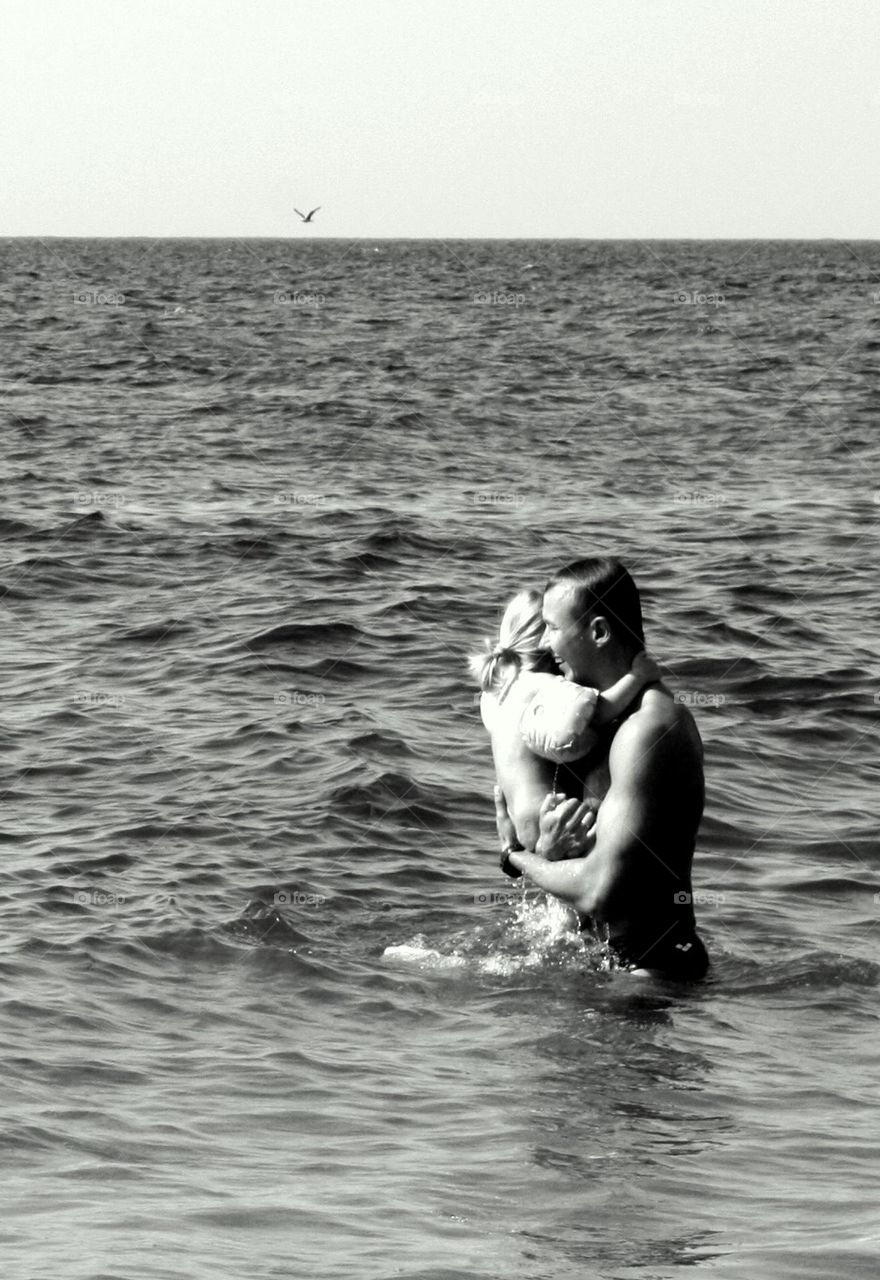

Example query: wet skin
[499,583,708,976]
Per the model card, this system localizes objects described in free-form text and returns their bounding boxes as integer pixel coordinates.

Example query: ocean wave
[110,618,195,643]
[243,620,364,650]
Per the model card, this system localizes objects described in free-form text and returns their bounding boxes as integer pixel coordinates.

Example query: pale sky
[2,0,878,238]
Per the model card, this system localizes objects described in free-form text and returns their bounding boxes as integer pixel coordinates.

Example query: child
[470,589,660,852]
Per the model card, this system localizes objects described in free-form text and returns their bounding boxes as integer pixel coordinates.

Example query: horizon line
[1,234,876,243]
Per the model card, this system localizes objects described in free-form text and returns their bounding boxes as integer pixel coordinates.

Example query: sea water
[1,237,879,1279]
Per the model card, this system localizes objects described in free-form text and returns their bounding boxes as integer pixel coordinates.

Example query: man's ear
[589,615,611,645]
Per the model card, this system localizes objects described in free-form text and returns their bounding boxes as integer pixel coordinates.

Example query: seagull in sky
[295,207,321,223]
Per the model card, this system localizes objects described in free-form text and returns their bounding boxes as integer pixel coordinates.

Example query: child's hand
[526,794,596,863]
[632,650,662,684]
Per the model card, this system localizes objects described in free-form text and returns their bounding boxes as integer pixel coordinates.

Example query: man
[496,557,710,981]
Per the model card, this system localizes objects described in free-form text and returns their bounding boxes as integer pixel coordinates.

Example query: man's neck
[576,646,636,690]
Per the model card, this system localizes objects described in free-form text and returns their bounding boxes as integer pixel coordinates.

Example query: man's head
[542,557,644,684]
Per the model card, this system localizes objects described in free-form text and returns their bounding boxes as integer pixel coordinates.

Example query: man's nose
[540,626,552,649]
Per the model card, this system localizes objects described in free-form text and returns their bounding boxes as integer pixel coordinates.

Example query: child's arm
[592,651,662,726]
[499,772,552,853]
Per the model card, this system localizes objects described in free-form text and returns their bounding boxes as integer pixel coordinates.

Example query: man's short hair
[546,557,645,648]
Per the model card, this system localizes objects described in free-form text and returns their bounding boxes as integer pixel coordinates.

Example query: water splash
[382,891,599,976]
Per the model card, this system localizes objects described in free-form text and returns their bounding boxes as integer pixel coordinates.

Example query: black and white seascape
[2,235,879,1279]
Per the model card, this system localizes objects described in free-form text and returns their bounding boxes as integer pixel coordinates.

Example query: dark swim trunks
[579,915,709,981]
[605,921,710,982]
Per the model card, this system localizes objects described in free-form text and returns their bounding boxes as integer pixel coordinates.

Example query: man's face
[541,583,598,683]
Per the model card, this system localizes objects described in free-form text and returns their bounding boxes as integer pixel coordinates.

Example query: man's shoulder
[609,684,702,771]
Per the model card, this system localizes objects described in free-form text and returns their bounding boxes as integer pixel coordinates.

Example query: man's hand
[506,843,596,918]
[493,788,596,861]
[494,788,597,916]
[508,795,596,917]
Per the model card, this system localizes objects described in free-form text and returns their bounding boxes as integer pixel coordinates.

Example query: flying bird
[295,207,321,223]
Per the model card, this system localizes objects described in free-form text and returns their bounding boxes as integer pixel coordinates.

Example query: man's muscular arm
[507,713,671,921]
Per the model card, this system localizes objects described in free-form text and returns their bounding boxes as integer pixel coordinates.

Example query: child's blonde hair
[468,589,551,699]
